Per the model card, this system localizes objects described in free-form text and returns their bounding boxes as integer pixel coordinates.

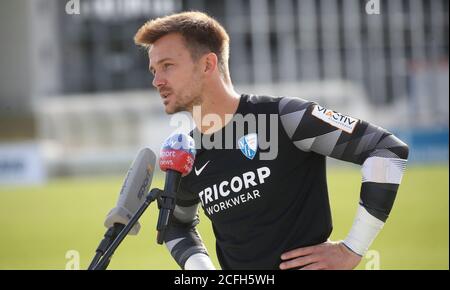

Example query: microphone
[157,133,196,244]
[104,147,156,235]
[88,148,156,270]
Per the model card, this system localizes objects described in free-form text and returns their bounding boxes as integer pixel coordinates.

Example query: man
[134,11,409,270]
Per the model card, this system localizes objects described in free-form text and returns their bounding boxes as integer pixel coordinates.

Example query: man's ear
[203,53,218,74]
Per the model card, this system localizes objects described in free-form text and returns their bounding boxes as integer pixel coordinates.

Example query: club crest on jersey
[238,133,258,160]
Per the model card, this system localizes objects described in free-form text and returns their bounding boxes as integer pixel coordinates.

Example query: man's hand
[280,241,362,270]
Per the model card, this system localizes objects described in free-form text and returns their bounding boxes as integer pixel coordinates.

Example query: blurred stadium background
[0,0,448,269]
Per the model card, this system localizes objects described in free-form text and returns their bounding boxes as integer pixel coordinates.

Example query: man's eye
[163,63,173,69]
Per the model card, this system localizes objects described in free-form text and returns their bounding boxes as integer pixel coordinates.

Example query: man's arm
[164,199,215,270]
[278,97,409,269]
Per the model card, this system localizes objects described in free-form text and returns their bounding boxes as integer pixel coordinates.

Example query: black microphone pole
[156,169,181,244]
[88,223,125,270]
[91,188,162,270]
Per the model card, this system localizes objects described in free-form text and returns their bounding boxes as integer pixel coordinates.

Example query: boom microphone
[104,147,156,235]
[157,133,196,244]
[88,147,156,270]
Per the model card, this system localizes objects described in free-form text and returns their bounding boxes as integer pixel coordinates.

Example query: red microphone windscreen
[159,133,196,176]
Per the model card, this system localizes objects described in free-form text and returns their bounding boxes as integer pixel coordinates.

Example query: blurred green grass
[0,165,448,270]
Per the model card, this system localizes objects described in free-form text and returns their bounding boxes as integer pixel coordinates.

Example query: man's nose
[152,73,166,88]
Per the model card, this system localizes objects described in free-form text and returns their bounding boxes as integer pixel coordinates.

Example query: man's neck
[192,82,241,134]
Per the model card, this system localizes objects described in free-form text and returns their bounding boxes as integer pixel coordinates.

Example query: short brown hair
[134,11,231,83]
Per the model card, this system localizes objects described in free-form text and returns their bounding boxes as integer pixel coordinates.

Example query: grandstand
[0,0,448,180]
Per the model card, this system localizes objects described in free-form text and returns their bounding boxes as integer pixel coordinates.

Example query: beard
[170,76,204,114]
[166,91,203,114]
[166,64,204,114]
